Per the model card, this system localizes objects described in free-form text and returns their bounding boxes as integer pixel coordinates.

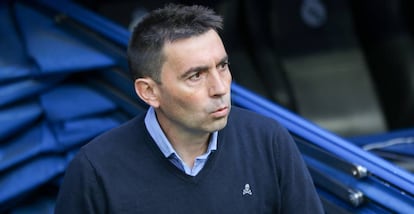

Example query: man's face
[154,29,232,136]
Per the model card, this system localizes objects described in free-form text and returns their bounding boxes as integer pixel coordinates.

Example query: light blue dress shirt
[144,107,217,176]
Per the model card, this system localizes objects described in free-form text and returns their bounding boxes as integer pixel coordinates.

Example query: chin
[208,118,228,132]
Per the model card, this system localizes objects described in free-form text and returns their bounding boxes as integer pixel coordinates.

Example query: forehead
[162,30,227,71]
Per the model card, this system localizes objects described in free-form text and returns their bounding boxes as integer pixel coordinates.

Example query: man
[55,4,324,213]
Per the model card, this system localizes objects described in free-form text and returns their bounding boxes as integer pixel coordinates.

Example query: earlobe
[134,78,160,108]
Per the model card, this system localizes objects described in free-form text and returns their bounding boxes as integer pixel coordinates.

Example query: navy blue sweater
[55,107,324,213]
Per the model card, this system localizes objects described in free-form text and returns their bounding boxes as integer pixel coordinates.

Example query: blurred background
[2,0,414,213]
[76,0,414,137]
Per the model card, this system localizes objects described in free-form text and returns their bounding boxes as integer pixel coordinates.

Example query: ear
[134,78,160,108]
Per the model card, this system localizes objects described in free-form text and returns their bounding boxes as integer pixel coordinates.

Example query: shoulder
[91,113,145,143]
[80,112,148,160]
[229,106,270,121]
[222,106,294,149]
[227,106,284,131]
[225,106,296,149]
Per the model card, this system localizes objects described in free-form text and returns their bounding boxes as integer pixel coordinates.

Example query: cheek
[176,92,205,110]
[160,88,201,110]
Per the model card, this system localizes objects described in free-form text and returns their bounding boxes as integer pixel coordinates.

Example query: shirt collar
[144,107,218,158]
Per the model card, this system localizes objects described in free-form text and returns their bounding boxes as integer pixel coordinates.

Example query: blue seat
[14,2,116,74]
[0,4,34,82]
[0,154,68,212]
[40,83,117,121]
[0,101,42,142]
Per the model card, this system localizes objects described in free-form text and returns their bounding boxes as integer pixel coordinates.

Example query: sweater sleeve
[54,150,107,214]
[275,126,325,213]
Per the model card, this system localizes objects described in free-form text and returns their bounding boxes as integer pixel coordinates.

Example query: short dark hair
[127,4,223,83]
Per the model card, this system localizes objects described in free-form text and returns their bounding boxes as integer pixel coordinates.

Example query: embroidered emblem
[242,184,252,196]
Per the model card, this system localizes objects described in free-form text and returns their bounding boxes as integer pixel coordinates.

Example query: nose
[208,70,230,97]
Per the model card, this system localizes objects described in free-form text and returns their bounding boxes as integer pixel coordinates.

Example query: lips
[211,106,229,118]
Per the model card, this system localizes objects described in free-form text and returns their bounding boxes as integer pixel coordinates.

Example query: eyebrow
[180,56,228,79]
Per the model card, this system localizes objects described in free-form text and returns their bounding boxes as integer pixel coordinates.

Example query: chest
[100,157,280,214]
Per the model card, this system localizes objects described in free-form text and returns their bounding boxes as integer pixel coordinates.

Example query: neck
[173,133,211,168]
[163,127,211,168]
[153,108,213,168]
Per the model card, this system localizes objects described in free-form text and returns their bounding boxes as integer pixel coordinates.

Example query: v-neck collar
[143,123,222,183]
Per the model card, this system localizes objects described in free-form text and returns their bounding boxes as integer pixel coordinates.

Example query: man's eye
[218,62,230,70]
[189,72,202,81]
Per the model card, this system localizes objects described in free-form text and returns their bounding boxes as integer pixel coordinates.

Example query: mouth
[211,106,229,118]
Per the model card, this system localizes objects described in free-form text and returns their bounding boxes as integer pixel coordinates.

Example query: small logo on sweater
[242,184,252,196]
